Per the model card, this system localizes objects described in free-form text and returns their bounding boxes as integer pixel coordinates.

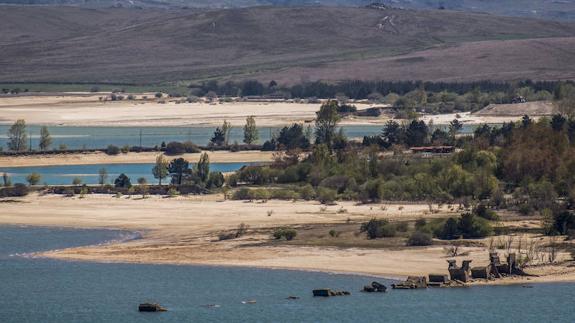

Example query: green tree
[7,119,27,152]
[39,126,52,151]
[152,155,169,185]
[381,120,402,147]
[114,173,132,188]
[26,172,41,186]
[195,153,210,183]
[243,116,259,144]
[168,157,189,185]
[210,127,226,146]
[72,177,82,186]
[315,101,341,148]
[438,217,459,240]
[98,168,108,186]
[448,119,463,141]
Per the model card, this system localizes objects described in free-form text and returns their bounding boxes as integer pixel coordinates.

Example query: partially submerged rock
[362,281,387,293]
[313,288,351,297]
[392,276,427,289]
[138,303,167,312]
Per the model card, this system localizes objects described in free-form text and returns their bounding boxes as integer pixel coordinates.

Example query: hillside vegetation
[1,6,575,84]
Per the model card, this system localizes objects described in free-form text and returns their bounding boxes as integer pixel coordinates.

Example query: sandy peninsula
[0,93,529,127]
[1,193,573,284]
[0,151,274,168]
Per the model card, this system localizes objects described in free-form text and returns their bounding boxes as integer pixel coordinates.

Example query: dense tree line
[190,79,571,100]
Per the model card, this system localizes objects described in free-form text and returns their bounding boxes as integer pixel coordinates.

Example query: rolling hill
[1,0,574,21]
[1,5,574,85]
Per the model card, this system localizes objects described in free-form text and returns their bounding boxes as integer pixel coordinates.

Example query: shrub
[0,183,29,197]
[329,229,340,238]
[26,173,41,186]
[395,222,409,232]
[317,187,337,204]
[299,185,315,200]
[474,204,499,221]
[233,188,252,200]
[252,188,271,201]
[458,213,493,238]
[437,218,460,240]
[415,218,427,230]
[165,142,186,155]
[360,219,396,239]
[219,223,250,241]
[167,187,180,197]
[436,213,493,240]
[271,189,299,200]
[407,231,433,246]
[518,203,534,216]
[121,145,130,154]
[272,227,297,241]
[114,173,131,188]
[106,145,120,155]
[207,172,225,189]
[183,141,200,153]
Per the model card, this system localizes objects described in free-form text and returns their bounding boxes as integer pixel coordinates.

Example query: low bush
[317,187,337,204]
[0,183,29,197]
[360,219,397,239]
[407,231,433,246]
[474,204,499,221]
[272,227,297,241]
[270,189,300,200]
[165,142,186,155]
[183,141,201,153]
[299,185,316,200]
[167,187,180,197]
[106,145,120,155]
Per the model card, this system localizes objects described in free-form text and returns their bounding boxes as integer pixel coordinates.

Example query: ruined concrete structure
[392,276,427,289]
[447,259,472,282]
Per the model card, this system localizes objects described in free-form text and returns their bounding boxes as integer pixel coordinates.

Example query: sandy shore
[0,151,274,168]
[0,94,323,127]
[0,94,527,127]
[1,194,573,284]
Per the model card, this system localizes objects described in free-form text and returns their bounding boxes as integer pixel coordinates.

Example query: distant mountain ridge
[1,0,574,21]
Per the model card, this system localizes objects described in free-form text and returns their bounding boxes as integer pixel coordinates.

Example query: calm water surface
[0,124,480,150]
[1,226,574,322]
[0,162,252,185]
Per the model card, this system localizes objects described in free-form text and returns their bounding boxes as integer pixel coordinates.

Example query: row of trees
[363,119,463,148]
[191,79,569,100]
[152,153,224,188]
[209,116,260,147]
[5,120,52,152]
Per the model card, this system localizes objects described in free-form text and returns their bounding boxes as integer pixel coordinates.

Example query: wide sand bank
[1,194,573,284]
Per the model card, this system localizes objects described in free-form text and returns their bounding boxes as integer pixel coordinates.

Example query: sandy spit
[0,151,274,168]
[1,194,574,285]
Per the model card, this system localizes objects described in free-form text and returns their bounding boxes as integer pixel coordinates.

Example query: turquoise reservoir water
[0,124,480,150]
[1,226,574,322]
[0,125,380,150]
[0,162,252,185]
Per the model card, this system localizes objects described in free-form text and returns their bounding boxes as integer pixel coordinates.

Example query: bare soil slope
[474,101,557,117]
[1,6,575,84]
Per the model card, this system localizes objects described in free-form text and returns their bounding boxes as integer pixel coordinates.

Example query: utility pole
[29,130,32,152]
[139,129,142,148]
